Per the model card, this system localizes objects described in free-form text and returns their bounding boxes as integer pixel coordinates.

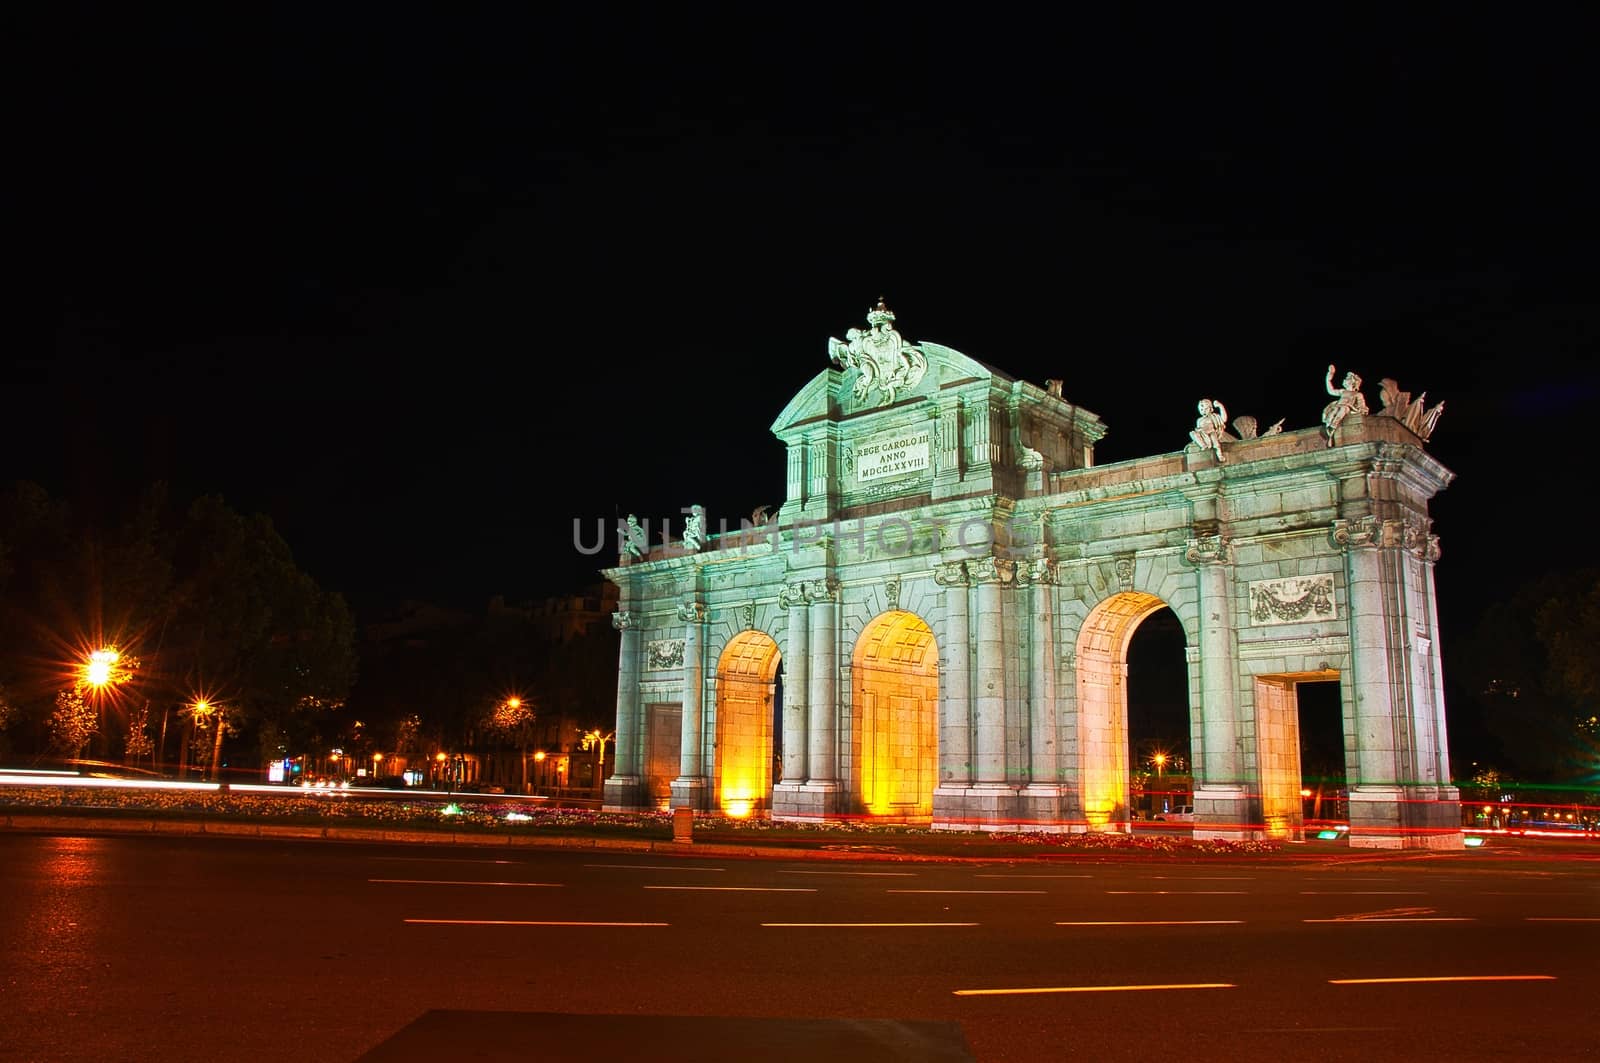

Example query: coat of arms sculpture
[828,298,928,407]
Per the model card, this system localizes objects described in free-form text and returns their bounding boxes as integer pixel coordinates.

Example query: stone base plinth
[1014,786,1070,833]
[771,780,842,822]
[601,774,649,812]
[1192,783,1257,841]
[931,783,1024,832]
[1348,784,1465,849]
[668,776,710,811]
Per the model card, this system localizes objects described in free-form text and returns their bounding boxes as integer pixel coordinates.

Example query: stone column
[1186,533,1249,839]
[1334,517,1397,788]
[932,562,971,804]
[969,557,1014,790]
[1020,560,1061,826]
[670,599,709,809]
[780,583,809,783]
[603,610,645,810]
[804,579,840,812]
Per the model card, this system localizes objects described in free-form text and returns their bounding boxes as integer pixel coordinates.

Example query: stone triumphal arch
[603,301,1461,848]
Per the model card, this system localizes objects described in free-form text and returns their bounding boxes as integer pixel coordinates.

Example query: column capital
[805,578,840,604]
[1015,558,1058,586]
[968,556,1017,585]
[611,610,638,631]
[777,582,809,609]
[1184,532,1233,566]
[933,560,969,587]
[676,600,708,624]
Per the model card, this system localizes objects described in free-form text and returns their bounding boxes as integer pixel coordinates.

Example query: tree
[486,696,538,792]
[1457,566,1600,783]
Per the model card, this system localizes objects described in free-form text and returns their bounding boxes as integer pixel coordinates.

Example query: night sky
[12,8,1598,669]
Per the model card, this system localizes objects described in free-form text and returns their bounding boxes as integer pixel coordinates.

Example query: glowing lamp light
[435,752,448,763]
[84,648,121,688]
[1300,789,1313,798]
[534,751,547,762]
[1464,836,1486,848]
[506,697,521,709]
[724,799,753,820]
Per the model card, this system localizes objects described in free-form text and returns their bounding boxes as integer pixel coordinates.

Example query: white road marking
[1107,883,1241,890]
[1146,876,1255,881]
[778,870,916,877]
[1300,891,1424,896]
[1329,975,1554,985]
[369,857,514,864]
[955,982,1233,996]
[1304,917,1473,923]
[975,874,1091,879]
[369,878,562,888]
[890,889,1047,895]
[584,864,725,872]
[1526,917,1600,922]
[405,919,668,927]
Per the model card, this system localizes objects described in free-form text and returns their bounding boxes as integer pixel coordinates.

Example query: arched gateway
[603,302,1462,849]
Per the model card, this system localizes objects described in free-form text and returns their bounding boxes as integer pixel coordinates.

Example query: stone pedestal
[931,783,1019,831]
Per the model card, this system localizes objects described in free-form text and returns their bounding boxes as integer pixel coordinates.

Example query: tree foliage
[0,481,356,773]
[1456,566,1600,782]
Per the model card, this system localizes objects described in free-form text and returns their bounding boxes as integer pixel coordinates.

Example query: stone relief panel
[1247,575,1336,627]
[646,639,686,671]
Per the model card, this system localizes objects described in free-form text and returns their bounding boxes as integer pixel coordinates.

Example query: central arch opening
[714,630,780,817]
[852,610,938,819]
[1076,590,1177,831]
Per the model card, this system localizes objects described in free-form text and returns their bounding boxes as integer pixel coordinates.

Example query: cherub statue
[749,504,773,527]
[620,514,648,562]
[682,504,706,553]
[1044,379,1064,398]
[1189,398,1230,463]
[1321,365,1368,446]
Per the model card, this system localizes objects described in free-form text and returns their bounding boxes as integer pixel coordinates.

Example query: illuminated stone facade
[603,304,1461,849]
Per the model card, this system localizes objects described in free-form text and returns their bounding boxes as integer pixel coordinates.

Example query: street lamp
[581,728,615,794]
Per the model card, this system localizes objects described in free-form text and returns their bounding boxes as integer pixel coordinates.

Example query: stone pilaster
[969,557,1013,788]
[779,583,810,784]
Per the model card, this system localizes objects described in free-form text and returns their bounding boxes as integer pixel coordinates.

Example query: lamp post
[581,728,614,795]
[80,647,120,760]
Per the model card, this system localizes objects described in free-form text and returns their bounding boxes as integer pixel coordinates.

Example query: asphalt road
[1,833,1595,1062]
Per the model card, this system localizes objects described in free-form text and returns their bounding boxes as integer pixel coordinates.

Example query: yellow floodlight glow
[724,799,754,820]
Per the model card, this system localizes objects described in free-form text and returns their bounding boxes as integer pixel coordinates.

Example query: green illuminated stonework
[603,305,1461,850]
